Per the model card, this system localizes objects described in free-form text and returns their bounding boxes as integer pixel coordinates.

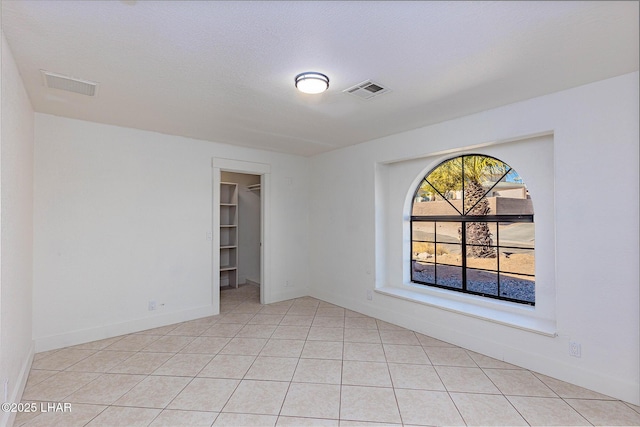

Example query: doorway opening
[212,157,270,310]
[220,172,262,300]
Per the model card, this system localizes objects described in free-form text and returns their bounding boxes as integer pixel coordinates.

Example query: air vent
[343,80,390,100]
[41,70,99,96]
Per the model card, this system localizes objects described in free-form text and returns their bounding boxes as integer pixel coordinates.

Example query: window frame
[410,154,535,306]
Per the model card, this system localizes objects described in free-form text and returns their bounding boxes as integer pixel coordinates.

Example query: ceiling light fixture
[295,72,329,94]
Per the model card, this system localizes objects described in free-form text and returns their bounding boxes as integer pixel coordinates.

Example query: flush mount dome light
[295,72,329,94]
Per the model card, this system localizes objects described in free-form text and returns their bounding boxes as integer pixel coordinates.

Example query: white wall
[0,31,35,427]
[309,72,639,404]
[33,114,309,351]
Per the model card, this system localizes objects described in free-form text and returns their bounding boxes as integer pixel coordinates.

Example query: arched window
[411,154,535,305]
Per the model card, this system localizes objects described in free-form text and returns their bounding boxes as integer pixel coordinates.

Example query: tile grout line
[430,353,469,426]
[22,286,638,426]
[382,335,405,426]
[273,299,308,421]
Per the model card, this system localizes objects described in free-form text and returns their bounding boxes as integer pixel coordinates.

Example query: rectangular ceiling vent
[343,80,390,100]
[41,70,99,97]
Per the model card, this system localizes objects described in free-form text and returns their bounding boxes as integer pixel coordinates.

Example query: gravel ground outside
[412,260,535,303]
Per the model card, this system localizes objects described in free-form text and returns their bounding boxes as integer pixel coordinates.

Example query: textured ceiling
[2,1,638,156]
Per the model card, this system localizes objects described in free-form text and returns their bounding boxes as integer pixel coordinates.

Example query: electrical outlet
[366,290,373,301]
[148,300,157,311]
[569,341,581,358]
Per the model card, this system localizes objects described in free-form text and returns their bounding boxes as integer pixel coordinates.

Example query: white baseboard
[310,287,639,405]
[34,305,216,353]
[0,341,34,427]
[267,287,308,304]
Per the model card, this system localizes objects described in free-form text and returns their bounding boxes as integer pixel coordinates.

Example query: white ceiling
[2,1,638,156]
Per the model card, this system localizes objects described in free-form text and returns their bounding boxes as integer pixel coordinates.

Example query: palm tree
[463,178,495,258]
[426,155,510,258]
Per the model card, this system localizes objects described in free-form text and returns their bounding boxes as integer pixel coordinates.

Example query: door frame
[212,158,271,308]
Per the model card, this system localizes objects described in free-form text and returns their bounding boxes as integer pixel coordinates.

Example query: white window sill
[376,284,557,337]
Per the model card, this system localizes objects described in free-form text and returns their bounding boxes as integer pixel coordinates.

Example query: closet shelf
[220,182,238,288]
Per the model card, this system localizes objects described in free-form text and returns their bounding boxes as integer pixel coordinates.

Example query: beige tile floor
[15,284,640,426]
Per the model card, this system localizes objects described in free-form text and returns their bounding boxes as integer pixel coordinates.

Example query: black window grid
[411,214,535,305]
